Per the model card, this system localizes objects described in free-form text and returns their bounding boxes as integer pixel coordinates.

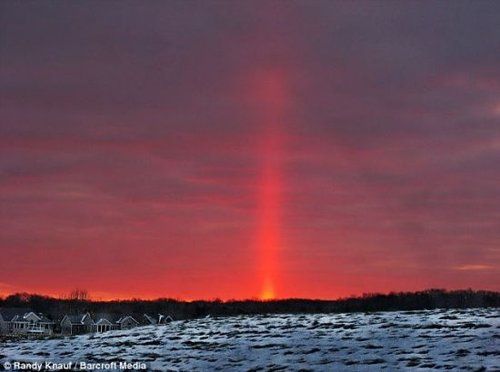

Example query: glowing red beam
[254,69,287,300]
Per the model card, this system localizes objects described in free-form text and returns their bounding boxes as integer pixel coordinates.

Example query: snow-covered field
[1,308,498,371]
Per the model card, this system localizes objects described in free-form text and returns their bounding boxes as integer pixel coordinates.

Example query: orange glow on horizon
[260,278,275,300]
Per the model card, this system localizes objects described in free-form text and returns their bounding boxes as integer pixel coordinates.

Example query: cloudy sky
[1,1,499,300]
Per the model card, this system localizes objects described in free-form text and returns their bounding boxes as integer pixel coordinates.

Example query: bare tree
[68,288,90,301]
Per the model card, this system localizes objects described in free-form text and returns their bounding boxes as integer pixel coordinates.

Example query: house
[11,312,54,335]
[0,308,54,335]
[143,313,173,325]
[143,314,157,325]
[92,313,139,332]
[60,313,93,335]
[60,312,141,334]
[116,315,139,330]
[0,308,31,334]
[92,313,120,333]
[158,314,174,324]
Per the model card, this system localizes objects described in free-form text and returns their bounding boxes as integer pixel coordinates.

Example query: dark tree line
[0,289,498,322]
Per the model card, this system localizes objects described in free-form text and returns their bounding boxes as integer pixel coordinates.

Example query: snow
[0,308,498,371]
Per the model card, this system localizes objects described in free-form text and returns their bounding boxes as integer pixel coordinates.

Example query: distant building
[143,314,154,325]
[0,308,54,335]
[2,307,166,337]
[159,314,174,324]
[60,313,93,335]
[0,308,31,334]
[91,313,122,333]
[117,315,139,330]
[143,313,173,325]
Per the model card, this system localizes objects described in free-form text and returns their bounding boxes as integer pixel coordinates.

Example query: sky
[1,1,499,300]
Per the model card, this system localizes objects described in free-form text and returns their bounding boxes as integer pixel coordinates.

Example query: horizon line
[1,287,498,304]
